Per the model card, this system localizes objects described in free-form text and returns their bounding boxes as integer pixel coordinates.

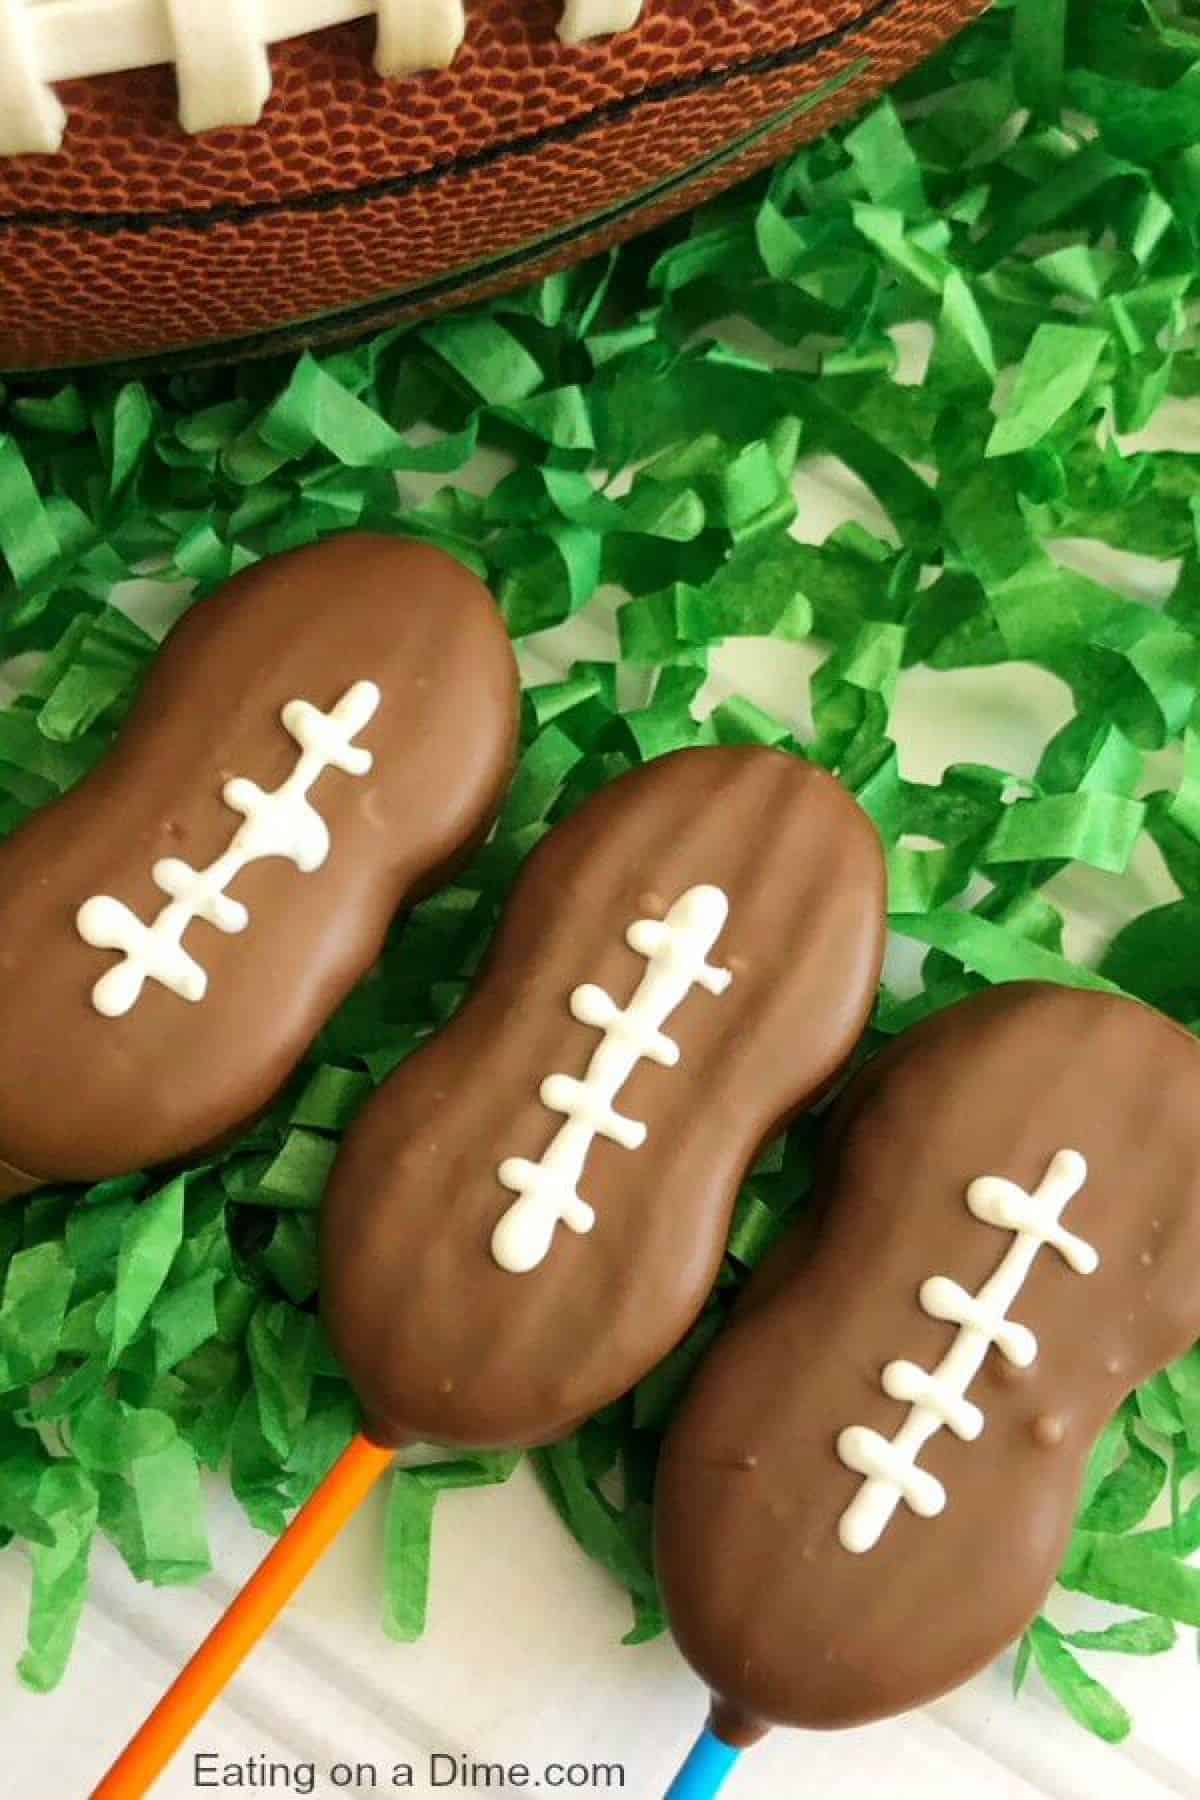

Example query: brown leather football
[0,1,986,373]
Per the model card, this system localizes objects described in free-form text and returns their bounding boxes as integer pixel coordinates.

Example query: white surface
[0,453,1198,1799]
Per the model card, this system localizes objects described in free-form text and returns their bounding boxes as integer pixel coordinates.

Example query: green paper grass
[0,0,1197,1745]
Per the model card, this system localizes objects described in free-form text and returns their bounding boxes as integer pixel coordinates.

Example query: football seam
[0,0,905,235]
[202,90,834,326]
[4,74,840,377]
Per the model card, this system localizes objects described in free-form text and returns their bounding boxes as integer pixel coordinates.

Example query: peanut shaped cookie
[321,745,886,1449]
[0,534,519,1196]
[657,981,1200,1736]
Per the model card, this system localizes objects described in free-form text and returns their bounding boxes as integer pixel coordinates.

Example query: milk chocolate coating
[321,745,886,1450]
[656,982,1200,1735]
[0,534,519,1192]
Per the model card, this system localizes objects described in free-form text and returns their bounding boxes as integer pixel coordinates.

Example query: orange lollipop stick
[94,1434,394,1800]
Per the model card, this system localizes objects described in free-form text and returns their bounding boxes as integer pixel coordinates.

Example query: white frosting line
[836,1148,1097,1554]
[880,1359,983,1441]
[491,885,733,1275]
[919,1275,1039,1368]
[76,680,380,1019]
[967,1168,1100,1274]
[5,1,646,156]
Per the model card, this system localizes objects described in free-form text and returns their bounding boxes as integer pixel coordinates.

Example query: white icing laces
[836,1149,1099,1554]
[492,885,733,1274]
[77,680,380,1019]
[0,0,647,157]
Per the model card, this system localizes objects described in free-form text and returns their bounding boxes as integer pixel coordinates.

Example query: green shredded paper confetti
[0,0,1198,1742]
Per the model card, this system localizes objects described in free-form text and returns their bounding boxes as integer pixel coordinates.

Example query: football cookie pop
[656,981,1200,1796]
[322,743,886,1448]
[0,532,519,1198]
[96,743,886,1797]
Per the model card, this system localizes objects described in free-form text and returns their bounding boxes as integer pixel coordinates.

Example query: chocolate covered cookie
[656,981,1200,1737]
[0,534,519,1197]
[321,745,886,1450]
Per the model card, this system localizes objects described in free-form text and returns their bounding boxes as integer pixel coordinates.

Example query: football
[0,0,986,374]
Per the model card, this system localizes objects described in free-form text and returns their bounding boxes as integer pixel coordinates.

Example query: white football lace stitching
[835,1148,1099,1554]
[0,0,647,156]
[76,680,380,1018]
[491,884,733,1275]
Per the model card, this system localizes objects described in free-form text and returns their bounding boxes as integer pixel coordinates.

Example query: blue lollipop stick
[664,1724,743,1798]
